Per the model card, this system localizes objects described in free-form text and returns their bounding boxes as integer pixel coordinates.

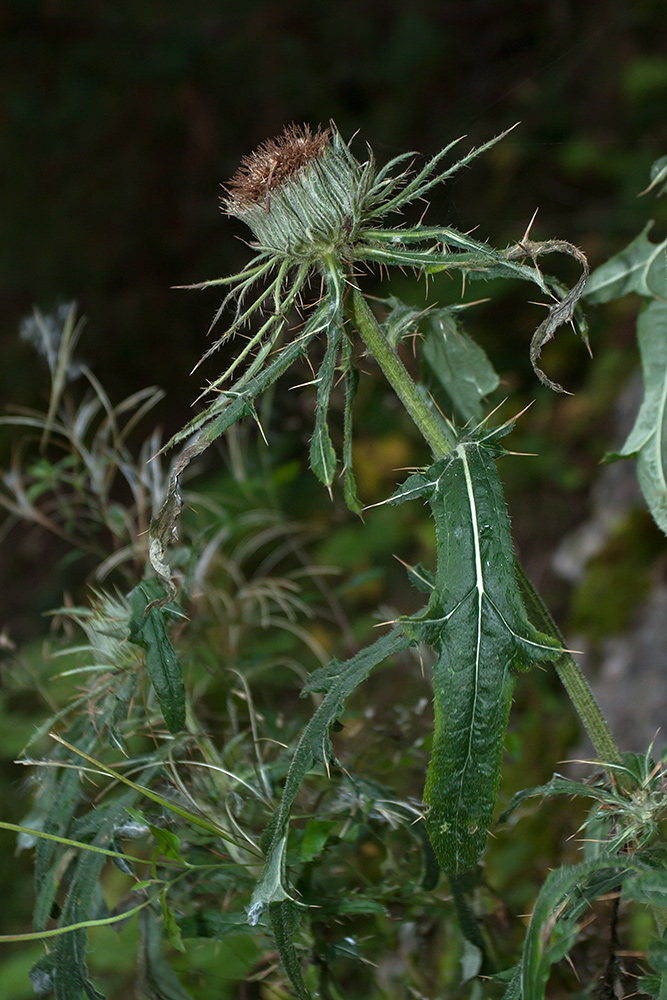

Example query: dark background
[3,0,667,418]
[2,1,667,995]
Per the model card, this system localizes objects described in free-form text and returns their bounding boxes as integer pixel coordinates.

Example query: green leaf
[380,295,423,349]
[128,584,186,734]
[388,439,561,874]
[498,964,522,1000]
[300,818,337,862]
[309,323,342,488]
[649,931,667,976]
[641,153,667,197]
[149,826,185,865]
[519,858,639,1000]
[335,898,387,915]
[623,868,667,907]
[638,972,667,1000]
[584,221,667,302]
[403,561,436,594]
[137,910,194,1000]
[33,724,102,933]
[176,911,248,940]
[269,901,311,1000]
[342,342,363,514]
[160,892,186,954]
[616,299,667,533]
[421,308,499,423]
[166,283,327,451]
[249,627,411,925]
[497,773,621,826]
[33,791,144,1000]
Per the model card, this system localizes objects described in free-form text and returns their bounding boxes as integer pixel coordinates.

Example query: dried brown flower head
[223,124,332,214]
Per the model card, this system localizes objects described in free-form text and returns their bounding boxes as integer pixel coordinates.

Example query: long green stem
[349,283,622,767]
[515,561,621,765]
[350,286,455,459]
[556,657,621,764]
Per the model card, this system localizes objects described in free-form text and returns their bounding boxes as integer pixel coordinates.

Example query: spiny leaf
[497,773,622,826]
[33,722,102,933]
[309,322,342,488]
[50,735,235,842]
[150,304,329,601]
[379,295,499,422]
[128,583,186,733]
[369,232,588,393]
[380,295,424,349]
[269,901,311,1000]
[388,439,561,874]
[519,857,642,1000]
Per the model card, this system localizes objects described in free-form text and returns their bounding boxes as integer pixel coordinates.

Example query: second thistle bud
[222,124,364,262]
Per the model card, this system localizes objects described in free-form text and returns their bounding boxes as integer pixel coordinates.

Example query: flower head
[224,123,331,214]
[222,123,364,260]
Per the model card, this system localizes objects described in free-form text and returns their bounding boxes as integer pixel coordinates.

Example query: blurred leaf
[336,898,386,915]
[637,972,667,1000]
[648,931,667,976]
[616,299,667,533]
[640,153,667,196]
[460,939,483,983]
[300,819,337,862]
[623,868,667,906]
[177,911,248,941]
[137,911,194,1000]
[160,893,186,954]
[584,221,667,302]
[149,827,185,866]
[421,307,499,422]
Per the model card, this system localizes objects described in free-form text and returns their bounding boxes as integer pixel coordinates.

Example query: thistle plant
[144,122,627,992]
[7,126,667,1000]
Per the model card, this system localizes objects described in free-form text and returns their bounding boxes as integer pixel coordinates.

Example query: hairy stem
[515,561,621,765]
[349,282,622,767]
